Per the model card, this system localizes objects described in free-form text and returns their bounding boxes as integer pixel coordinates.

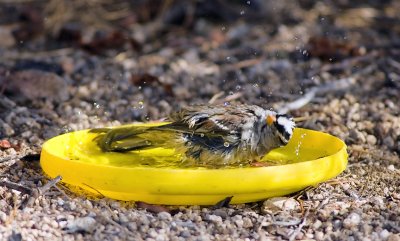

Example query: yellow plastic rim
[40,124,348,205]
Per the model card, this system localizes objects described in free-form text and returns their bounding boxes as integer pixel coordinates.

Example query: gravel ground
[0,1,400,240]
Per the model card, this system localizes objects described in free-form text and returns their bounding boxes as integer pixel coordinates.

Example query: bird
[90,104,295,166]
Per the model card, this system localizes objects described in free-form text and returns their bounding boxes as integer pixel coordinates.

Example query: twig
[81,183,106,198]
[288,207,310,241]
[0,155,20,163]
[0,180,32,194]
[38,175,62,195]
[308,51,380,77]
[22,175,62,208]
[208,91,225,104]
[278,77,356,114]
[224,92,243,102]
[224,57,264,71]
[3,48,74,60]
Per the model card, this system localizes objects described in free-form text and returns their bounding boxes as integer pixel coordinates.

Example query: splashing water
[93,102,101,109]
[138,101,144,109]
[295,133,307,159]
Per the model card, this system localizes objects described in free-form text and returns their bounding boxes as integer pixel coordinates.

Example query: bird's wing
[161,105,255,136]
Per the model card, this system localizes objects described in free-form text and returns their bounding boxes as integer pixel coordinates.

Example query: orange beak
[266,115,276,126]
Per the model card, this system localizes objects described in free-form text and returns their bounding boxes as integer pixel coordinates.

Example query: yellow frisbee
[40,123,347,205]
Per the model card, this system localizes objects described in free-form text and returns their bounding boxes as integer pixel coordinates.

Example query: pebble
[68,202,76,211]
[315,231,324,240]
[157,212,172,221]
[206,214,222,224]
[213,209,228,219]
[262,197,299,212]
[313,219,322,229]
[366,135,377,145]
[0,122,15,136]
[388,234,400,241]
[66,217,97,233]
[387,165,395,171]
[0,211,6,222]
[242,217,253,228]
[380,229,391,240]
[343,213,361,229]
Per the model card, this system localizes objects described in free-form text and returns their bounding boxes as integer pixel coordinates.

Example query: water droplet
[302,50,308,55]
[224,101,230,106]
[145,140,152,145]
[295,133,307,158]
[240,10,245,15]
[93,102,100,109]
[246,0,251,5]
[138,86,142,90]
[229,91,234,95]
[226,56,231,61]
[221,26,226,31]
[200,133,204,137]
[253,83,259,88]
[145,115,150,121]
[235,85,241,91]
[138,101,144,109]
[224,142,230,147]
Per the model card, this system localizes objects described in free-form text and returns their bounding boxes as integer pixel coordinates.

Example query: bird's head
[264,113,295,147]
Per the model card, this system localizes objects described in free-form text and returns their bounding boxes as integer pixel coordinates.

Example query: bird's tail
[90,125,171,152]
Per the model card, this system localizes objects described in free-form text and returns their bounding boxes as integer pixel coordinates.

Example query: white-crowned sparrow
[91,104,295,166]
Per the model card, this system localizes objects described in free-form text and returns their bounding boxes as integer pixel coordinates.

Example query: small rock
[66,216,96,233]
[388,165,395,171]
[7,231,22,241]
[157,211,172,221]
[242,217,253,228]
[0,123,15,136]
[262,197,299,213]
[383,137,395,149]
[0,139,11,149]
[313,219,322,229]
[343,213,361,229]
[380,229,391,240]
[315,231,324,240]
[68,202,76,211]
[388,234,400,241]
[180,230,191,238]
[0,211,7,222]
[57,199,64,206]
[213,209,228,219]
[366,135,377,145]
[206,214,222,223]
[234,218,244,227]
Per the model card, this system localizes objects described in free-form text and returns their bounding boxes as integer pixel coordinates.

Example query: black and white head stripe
[274,114,295,142]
